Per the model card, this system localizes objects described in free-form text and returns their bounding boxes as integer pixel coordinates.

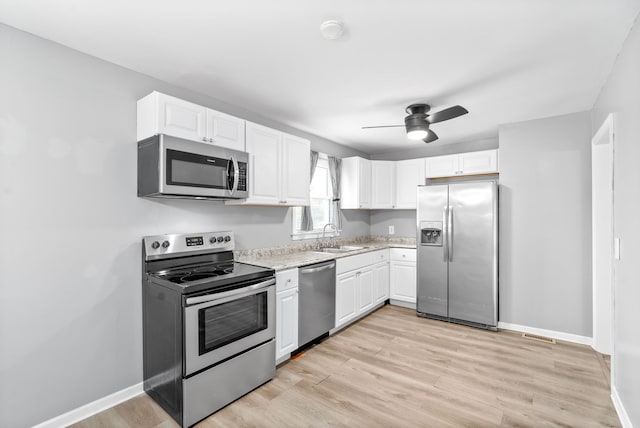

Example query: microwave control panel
[237,162,247,191]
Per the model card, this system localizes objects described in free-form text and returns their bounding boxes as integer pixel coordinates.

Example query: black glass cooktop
[158,262,236,284]
[149,260,273,292]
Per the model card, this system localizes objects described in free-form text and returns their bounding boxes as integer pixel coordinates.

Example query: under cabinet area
[228,122,310,206]
[137,91,245,151]
[275,269,298,364]
[389,248,417,308]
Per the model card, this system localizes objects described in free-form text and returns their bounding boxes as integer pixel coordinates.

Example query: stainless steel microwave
[137,134,248,200]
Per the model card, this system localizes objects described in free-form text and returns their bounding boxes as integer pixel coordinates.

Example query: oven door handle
[185,278,275,306]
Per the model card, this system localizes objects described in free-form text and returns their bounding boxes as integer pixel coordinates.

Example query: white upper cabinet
[458,150,499,175]
[395,158,426,209]
[282,133,312,206]
[138,92,206,142]
[425,149,499,178]
[341,157,372,209]
[230,121,310,206]
[205,109,245,151]
[425,154,459,178]
[137,92,246,151]
[371,161,396,209]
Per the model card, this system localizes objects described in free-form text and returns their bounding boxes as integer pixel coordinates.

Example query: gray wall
[498,112,592,336]
[591,15,640,426]
[0,23,368,428]
[370,210,416,237]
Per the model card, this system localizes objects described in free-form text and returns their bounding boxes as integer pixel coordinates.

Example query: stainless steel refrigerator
[416,181,498,330]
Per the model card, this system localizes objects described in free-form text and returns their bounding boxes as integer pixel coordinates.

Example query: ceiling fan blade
[427,105,468,124]
[423,130,439,143]
[361,124,404,129]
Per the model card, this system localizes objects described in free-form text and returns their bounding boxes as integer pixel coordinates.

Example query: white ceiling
[1,0,638,154]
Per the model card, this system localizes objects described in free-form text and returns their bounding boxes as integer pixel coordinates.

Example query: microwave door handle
[227,156,239,195]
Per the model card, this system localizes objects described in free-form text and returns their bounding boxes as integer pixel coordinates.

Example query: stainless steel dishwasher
[298,260,336,347]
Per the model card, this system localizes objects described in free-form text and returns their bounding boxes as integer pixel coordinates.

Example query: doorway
[591,114,614,355]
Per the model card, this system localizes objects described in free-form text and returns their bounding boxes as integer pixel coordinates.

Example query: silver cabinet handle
[448,205,453,262]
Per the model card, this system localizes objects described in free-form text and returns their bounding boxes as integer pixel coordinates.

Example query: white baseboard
[389,299,416,310]
[32,382,144,428]
[497,321,592,346]
[611,385,634,428]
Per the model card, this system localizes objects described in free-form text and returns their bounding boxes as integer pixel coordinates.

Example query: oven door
[184,278,275,376]
[158,134,248,199]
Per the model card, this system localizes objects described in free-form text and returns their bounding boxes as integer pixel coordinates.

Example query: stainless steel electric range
[142,231,276,427]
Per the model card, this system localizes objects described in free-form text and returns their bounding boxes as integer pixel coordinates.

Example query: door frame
[591,113,614,357]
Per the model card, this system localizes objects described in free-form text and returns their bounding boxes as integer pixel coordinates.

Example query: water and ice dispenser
[420,221,443,246]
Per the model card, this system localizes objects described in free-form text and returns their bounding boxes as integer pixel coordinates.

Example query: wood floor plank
[71,305,619,428]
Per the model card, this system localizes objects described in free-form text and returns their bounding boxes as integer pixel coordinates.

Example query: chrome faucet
[322,223,339,245]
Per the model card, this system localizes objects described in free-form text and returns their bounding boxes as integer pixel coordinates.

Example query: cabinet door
[358,268,375,314]
[390,261,417,303]
[358,158,372,209]
[205,109,245,151]
[281,133,311,206]
[459,150,498,175]
[336,272,358,328]
[276,288,298,360]
[425,154,459,178]
[244,122,281,204]
[374,262,390,304]
[396,159,426,209]
[156,93,206,142]
[371,161,396,208]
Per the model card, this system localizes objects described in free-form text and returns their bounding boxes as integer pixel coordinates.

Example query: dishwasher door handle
[300,262,336,275]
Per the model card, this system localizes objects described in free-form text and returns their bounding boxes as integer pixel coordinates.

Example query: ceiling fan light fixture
[407,129,428,140]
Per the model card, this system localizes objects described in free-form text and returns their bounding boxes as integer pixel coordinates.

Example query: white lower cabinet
[335,271,359,327]
[275,269,298,363]
[373,261,390,304]
[389,249,417,304]
[335,250,389,329]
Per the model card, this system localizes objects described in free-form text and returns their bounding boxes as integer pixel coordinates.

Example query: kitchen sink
[312,245,367,254]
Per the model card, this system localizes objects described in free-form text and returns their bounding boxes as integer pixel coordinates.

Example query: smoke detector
[320,20,344,40]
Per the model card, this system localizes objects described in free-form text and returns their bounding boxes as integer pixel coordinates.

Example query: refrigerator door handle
[443,206,449,261]
[448,205,454,262]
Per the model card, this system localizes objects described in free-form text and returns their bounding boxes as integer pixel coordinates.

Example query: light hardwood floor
[72,305,619,427]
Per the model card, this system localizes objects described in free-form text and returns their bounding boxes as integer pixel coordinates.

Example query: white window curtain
[300,151,319,231]
[328,156,342,230]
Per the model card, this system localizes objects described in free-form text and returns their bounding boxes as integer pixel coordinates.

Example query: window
[292,154,338,239]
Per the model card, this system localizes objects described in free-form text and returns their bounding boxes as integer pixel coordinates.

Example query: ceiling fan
[362,104,468,143]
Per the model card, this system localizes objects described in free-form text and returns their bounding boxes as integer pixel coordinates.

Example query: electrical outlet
[389,225,395,235]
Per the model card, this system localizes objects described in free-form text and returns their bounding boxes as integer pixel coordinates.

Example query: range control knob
[217,236,224,243]
[162,241,170,248]
[209,237,217,244]
[224,235,231,242]
[151,241,160,249]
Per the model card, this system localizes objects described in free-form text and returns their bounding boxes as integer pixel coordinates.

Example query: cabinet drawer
[336,253,375,275]
[390,248,416,262]
[276,268,298,292]
[370,249,389,264]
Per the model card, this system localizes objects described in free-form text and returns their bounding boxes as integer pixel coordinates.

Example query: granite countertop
[235,236,416,271]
